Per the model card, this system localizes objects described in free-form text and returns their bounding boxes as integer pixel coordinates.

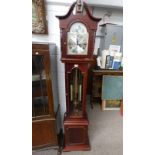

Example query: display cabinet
[32,44,58,149]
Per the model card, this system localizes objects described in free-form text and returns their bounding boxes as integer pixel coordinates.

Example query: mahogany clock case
[57,1,101,151]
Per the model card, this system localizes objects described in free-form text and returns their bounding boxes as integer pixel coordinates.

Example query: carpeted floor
[32,103,123,155]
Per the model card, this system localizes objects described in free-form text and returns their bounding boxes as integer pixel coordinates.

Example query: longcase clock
[56,0,101,151]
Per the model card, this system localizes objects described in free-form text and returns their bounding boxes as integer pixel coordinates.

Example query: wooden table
[91,69,123,108]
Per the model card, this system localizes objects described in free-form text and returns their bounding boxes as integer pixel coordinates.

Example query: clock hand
[77,36,79,45]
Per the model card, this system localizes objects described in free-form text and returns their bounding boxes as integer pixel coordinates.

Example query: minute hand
[77,36,79,45]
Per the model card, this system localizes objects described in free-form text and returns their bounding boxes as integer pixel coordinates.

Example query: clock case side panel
[65,63,88,118]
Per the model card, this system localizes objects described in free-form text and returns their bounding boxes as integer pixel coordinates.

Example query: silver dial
[67,22,88,55]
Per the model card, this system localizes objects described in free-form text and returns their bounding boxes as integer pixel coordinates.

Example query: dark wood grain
[63,113,90,151]
[92,69,123,76]
[32,119,57,147]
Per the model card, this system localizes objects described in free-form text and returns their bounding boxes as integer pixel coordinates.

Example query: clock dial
[67,22,89,55]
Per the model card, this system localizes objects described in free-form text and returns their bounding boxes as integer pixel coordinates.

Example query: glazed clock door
[32,44,57,149]
[65,63,88,118]
[68,66,83,117]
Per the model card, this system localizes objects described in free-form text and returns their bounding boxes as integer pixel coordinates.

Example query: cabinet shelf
[32,70,46,81]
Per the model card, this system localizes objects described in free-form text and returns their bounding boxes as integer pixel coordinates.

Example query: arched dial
[67,22,89,55]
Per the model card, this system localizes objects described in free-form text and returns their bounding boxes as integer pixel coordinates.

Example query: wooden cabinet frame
[32,44,58,149]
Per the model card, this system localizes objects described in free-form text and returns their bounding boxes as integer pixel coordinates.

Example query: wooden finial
[76,0,83,13]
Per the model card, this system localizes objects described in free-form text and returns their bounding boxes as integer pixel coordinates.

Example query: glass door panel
[69,67,83,117]
[32,55,49,117]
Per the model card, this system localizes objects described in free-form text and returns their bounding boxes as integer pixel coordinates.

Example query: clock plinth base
[63,113,90,152]
[63,143,90,152]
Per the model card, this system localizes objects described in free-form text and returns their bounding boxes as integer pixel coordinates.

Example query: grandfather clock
[56,0,101,151]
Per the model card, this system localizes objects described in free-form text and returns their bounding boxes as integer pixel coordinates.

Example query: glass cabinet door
[69,67,83,117]
[32,55,49,117]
